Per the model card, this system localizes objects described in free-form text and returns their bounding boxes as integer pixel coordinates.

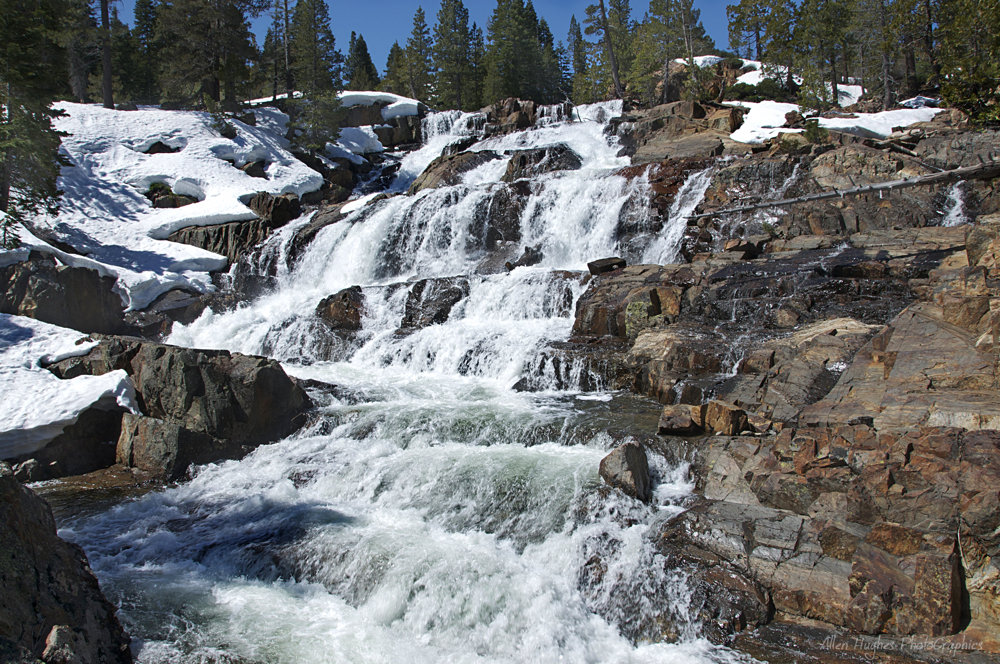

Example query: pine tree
[433,0,471,110]
[157,0,268,108]
[728,0,768,59]
[583,0,624,97]
[405,7,434,101]
[938,0,1000,121]
[469,23,486,108]
[484,0,533,103]
[345,32,379,90]
[568,15,587,76]
[132,0,163,103]
[290,0,341,93]
[1,0,71,248]
[64,0,99,103]
[794,0,850,107]
[381,41,409,95]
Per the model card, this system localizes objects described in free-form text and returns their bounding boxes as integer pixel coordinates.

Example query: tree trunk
[598,0,623,98]
[829,47,840,107]
[283,0,292,97]
[904,45,917,97]
[100,0,114,109]
[0,150,12,214]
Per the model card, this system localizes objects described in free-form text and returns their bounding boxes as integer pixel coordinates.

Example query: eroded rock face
[167,218,272,265]
[116,413,243,481]
[0,252,128,335]
[316,286,365,331]
[248,191,302,228]
[400,277,470,329]
[0,462,132,663]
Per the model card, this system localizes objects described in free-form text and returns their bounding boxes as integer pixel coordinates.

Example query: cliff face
[0,462,132,664]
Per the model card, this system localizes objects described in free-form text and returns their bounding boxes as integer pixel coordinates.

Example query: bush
[723,77,797,103]
[803,119,829,144]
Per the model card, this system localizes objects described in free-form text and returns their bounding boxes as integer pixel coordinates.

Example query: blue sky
[114,0,733,71]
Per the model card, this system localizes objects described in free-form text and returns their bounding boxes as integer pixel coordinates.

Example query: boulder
[504,245,543,271]
[316,285,365,331]
[116,413,243,481]
[657,404,705,434]
[705,400,749,435]
[247,191,302,228]
[501,145,583,182]
[0,462,132,663]
[587,257,626,275]
[5,407,124,482]
[598,441,651,502]
[47,338,312,462]
[400,278,470,329]
[241,160,267,179]
[407,150,501,195]
[0,252,128,335]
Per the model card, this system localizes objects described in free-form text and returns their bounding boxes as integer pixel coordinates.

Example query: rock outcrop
[599,442,651,502]
[1,252,128,335]
[408,150,501,195]
[0,462,132,663]
[45,337,311,480]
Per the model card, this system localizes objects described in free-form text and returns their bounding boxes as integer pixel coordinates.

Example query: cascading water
[59,103,751,664]
[941,182,969,226]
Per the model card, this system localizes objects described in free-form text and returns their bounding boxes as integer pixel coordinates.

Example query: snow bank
[26,102,323,310]
[727,100,940,144]
[334,126,385,155]
[339,91,421,121]
[674,55,724,68]
[0,314,138,459]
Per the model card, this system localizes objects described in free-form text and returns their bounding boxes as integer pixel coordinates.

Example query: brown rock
[705,400,749,435]
[657,404,705,435]
[316,285,365,331]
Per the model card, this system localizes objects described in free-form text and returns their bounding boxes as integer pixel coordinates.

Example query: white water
[642,168,716,265]
[941,182,969,227]
[62,104,746,664]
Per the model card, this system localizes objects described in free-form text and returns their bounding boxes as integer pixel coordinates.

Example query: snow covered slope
[16,103,322,310]
[0,314,137,458]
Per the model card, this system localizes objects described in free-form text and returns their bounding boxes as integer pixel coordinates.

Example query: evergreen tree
[794,0,850,107]
[64,0,99,102]
[157,0,268,108]
[381,41,409,95]
[727,0,768,59]
[568,15,587,76]
[1,0,71,248]
[938,0,1000,121]
[405,7,434,101]
[132,0,163,103]
[484,0,533,102]
[345,32,379,90]
[433,0,471,110]
[469,22,486,108]
[583,0,624,97]
[290,0,341,93]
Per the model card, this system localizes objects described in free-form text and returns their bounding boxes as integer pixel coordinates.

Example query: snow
[900,96,940,109]
[0,313,138,459]
[674,55,724,68]
[249,90,422,122]
[727,100,940,144]
[340,191,384,214]
[732,60,860,105]
[334,126,385,155]
[20,102,324,311]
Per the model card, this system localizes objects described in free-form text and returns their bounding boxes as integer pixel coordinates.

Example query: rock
[124,288,238,339]
[168,218,272,265]
[501,145,583,182]
[657,404,704,434]
[236,111,256,126]
[316,286,365,331]
[598,442,651,502]
[116,413,243,481]
[407,150,501,195]
[504,245,543,271]
[0,252,128,335]
[5,407,124,481]
[705,400,749,435]
[400,278,470,329]
[0,462,133,663]
[587,257,626,275]
[341,102,385,128]
[247,191,302,228]
[47,338,312,457]
[144,140,179,154]
[241,160,267,179]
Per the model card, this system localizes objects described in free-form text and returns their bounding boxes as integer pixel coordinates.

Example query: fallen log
[688,160,1000,220]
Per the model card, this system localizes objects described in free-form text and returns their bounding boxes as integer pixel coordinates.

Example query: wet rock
[248,191,302,228]
[316,285,365,331]
[598,442,651,502]
[5,407,124,482]
[504,245,543,271]
[286,203,348,268]
[144,140,179,154]
[400,277,470,329]
[501,145,583,182]
[125,288,238,339]
[587,257,626,275]
[0,462,133,663]
[116,413,244,481]
[0,252,128,335]
[407,150,501,195]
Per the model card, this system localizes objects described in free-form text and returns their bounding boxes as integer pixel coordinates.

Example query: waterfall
[941,182,969,226]
[61,102,749,664]
[642,168,715,265]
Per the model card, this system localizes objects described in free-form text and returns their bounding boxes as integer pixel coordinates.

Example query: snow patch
[0,314,138,459]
